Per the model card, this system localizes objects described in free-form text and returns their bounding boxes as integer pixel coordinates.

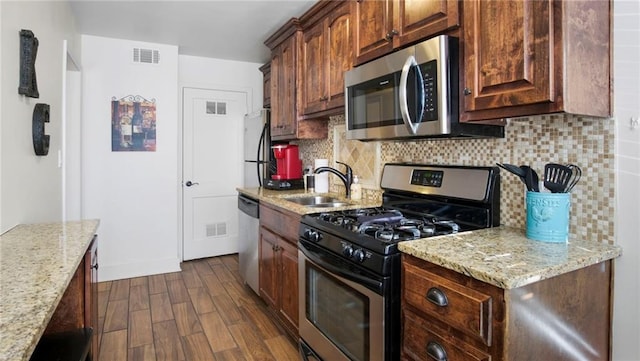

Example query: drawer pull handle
[426,287,448,307]
[426,341,448,361]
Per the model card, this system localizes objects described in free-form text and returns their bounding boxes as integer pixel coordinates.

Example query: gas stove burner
[430,219,460,234]
[352,215,460,242]
[312,207,465,242]
[356,209,404,224]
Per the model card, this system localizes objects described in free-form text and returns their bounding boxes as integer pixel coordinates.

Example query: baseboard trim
[98,258,181,282]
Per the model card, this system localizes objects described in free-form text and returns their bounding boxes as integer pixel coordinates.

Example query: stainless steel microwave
[345,35,503,141]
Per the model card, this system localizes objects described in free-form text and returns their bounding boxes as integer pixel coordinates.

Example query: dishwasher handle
[238,194,259,218]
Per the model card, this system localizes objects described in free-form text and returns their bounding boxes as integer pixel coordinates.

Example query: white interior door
[182,87,247,260]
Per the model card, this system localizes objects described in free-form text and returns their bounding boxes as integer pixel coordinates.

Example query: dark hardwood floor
[97,254,299,361]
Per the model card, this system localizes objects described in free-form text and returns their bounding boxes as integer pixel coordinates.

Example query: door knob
[185,181,199,187]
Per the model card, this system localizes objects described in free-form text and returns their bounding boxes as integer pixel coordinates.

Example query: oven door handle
[299,242,383,294]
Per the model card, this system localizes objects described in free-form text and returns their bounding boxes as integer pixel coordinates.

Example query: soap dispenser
[350,175,362,200]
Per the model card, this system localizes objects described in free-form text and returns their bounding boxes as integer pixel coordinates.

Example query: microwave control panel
[420,60,438,122]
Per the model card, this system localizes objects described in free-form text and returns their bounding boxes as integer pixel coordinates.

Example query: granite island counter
[0,220,100,361]
[398,226,622,289]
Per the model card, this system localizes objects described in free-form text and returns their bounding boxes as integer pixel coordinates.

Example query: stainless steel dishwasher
[238,194,260,295]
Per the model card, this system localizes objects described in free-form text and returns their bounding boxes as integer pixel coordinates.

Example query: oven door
[298,240,385,361]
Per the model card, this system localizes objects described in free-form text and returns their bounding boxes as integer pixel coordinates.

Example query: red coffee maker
[271,144,302,180]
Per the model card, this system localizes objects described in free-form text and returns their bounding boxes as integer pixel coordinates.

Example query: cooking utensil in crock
[496,163,527,187]
[564,164,582,192]
[543,163,572,193]
[520,165,540,192]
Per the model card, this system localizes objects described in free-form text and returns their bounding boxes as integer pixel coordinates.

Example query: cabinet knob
[463,87,472,96]
[426,341,448,361]
[384,29,399,42]
[91,263,99,270]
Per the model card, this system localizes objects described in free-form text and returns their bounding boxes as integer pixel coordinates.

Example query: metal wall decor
[19,29,39,98]
[32,103,50,156]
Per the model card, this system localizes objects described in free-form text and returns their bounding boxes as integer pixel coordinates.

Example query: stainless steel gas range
[298,163,501,361]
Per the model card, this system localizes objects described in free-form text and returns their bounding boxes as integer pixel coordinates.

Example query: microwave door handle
[399,55,425,135]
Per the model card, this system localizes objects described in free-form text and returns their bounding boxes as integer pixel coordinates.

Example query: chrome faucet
[314,161,353,198]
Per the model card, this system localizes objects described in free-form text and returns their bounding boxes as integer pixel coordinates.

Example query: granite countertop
[237,187,622,290]
[399,226,622,289]
[0,220,100,361]
[236,187,380,214]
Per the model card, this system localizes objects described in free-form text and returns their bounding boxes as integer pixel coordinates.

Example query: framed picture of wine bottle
[111,95,156,152]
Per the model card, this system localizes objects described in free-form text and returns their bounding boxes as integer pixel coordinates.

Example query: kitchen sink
[285,196,350,208]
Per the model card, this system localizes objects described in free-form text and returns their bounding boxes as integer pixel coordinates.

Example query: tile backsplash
[296,114,615,244]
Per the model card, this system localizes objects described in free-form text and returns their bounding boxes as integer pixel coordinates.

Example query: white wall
[179,55,263,112]
[0,1,79,232]
[81,35,180,281]
[613,1,640,360]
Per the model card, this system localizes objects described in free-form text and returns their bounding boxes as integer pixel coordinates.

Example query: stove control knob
[353,249,366,263]
[342,245,354,258]
[305,229,321,242]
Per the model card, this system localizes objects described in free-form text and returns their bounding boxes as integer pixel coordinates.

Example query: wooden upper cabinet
[259,62,271,108]
[354,0,394,65]
[278,35,298,138]
[266,21,301,139]
[325,4,353,111]
[300,1,353,118]
[301,21,326,115]
[396,0,460,47]
[265,18,328,140]
[462,0,553,114]
[461,0,612,122]
[355,0,460,65]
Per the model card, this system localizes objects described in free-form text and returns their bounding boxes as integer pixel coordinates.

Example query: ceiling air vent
[133,48,160,64]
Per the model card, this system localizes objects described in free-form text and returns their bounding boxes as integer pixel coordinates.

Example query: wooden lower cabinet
[401,254,613,361]
[259,203,300,339]
[33,236,99,361]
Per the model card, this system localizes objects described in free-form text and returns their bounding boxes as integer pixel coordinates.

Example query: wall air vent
[206,222,227,237]
[133,48,160,64]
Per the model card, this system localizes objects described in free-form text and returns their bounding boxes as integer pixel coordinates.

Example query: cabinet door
[270,51,283,135]
[301,20,326,115]
[278,240,299,334]
[260,63,271,108]
[279,35,298,138]
[325,3,353,110]
[462,0,553,114]
[270,37,297,139]
[396,0,460,45]
[354,0,394,65]
[259,227,279,309]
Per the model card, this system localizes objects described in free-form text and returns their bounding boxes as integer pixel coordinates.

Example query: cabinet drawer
[403,310,491,361]
[260,204,300,242]
[403,261,492,346]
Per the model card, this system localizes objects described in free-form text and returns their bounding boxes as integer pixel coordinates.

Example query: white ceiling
[69,0,316,64]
